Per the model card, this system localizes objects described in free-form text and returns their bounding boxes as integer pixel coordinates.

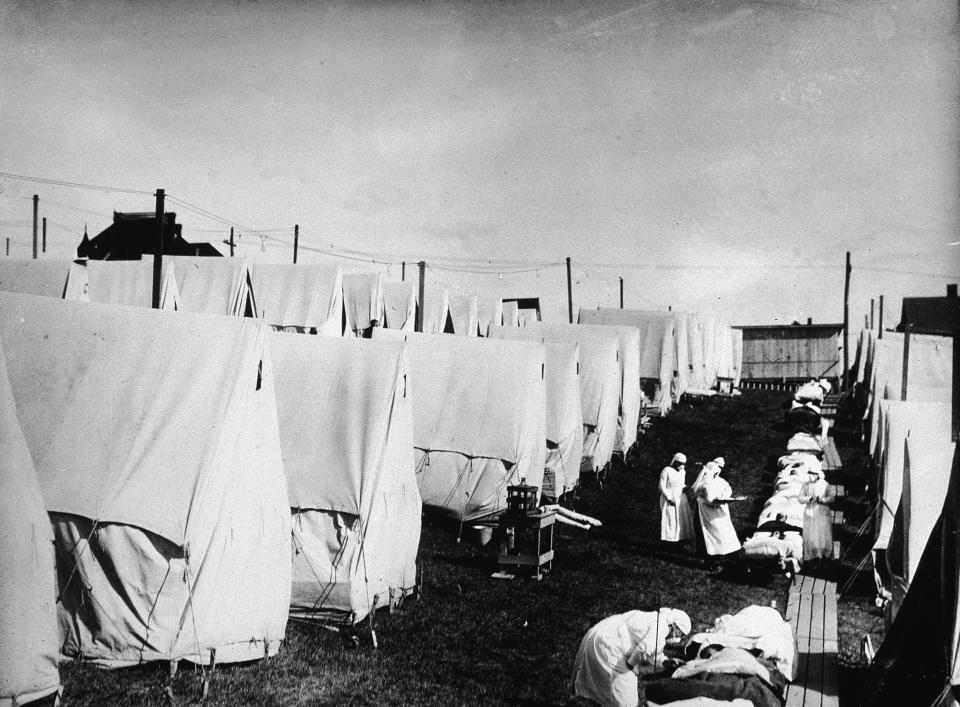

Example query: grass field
[59,391,875,706]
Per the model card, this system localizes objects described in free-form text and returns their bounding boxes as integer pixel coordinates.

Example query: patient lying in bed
[644,645,787,707]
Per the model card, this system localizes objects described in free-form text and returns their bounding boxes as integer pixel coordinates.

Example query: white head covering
[692,461,720,494]
[671,452,687,466]
[713,457,726,468]
[818,379,832,394]
[659,608,692,636]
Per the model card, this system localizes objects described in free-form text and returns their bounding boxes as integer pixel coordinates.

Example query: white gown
[697,476,742,556]
[659,465,695,542]
[572,610,671,707]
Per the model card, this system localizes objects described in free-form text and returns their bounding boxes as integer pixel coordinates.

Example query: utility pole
[900,322,911,402]
[229,227,235,257]
[402,261,406,282]
[5,238,8,256]
[878,295,884,339]
[293,224,299,264]
[842,251,851,390]
[566,256,573,324]
[417,261,426,332]
[619,276,624,309]
[32,194,38,259]
[42,217,47,254]
[870,298,875,329]
[152,189,165,309]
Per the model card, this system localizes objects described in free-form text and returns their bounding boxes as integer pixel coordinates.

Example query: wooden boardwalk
[822,437,843,472]
[784,575,840,707]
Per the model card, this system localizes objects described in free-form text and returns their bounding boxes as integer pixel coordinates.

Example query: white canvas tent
[476,294,503,337]
[490,327,584,498]
[382,280,417,331]
[447,293,479,337]
[0,292,290,667]
[886,436,957,621]
[67,259,180,310]
[373,330,546,521]
[860,445,960,707]
[579,308,677,413]
[865,332,953,456]
[685,314,710,393]
[873,401,952,553]
[342,271,384,335]
[731,327,744,388]
[0,258,74,299]
[502,301,520,327]
[251,262,343,335]
[162,256,256,316]
[270,333,420,622]
[492,322,620,472]
[0,341,60,707]
[421,289,450,334]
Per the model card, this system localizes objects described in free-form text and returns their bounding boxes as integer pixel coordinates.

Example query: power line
[0,170,153,196]
[857,266,958,279]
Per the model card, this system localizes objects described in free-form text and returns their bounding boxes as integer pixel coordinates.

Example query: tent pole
[619,276,623,309]
[402,261,406,282]
[42,216,47,254]
[152,188,165,309]
[293,224,299,264]
[417,261,425,332]
[566,256,573,323]
[31,194,38,259]
[900,322,911,402]
[878,295,884,339]
[953,326,959,442]
[229,227,234,257]
[870,298,874,329]
[842,251,851,390]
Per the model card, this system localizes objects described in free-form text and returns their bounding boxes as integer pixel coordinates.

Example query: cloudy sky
[1,0,957,324]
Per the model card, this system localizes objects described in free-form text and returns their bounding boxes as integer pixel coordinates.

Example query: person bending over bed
[572,608,692,707]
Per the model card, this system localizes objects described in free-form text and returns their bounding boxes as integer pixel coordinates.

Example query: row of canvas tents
[579,307,742,414]
[849,328,955,619]
[0,289,588,698]
[847,325,958,705]
[0,291,429,702]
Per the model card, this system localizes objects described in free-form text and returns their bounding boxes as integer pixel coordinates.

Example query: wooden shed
[734,320,842,384]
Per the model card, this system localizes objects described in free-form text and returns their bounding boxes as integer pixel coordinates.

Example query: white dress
[571,610,672,707]
[800,478,834,561]
[659,465,695,542]
[697,476,742,556]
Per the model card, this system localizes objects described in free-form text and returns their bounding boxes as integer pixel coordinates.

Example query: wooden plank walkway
[784,575,840,707]
[821,437,843,472]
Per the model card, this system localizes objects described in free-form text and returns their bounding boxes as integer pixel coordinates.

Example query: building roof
[898,292,960,336]
[733,322,843,333]
[77,211,222,260]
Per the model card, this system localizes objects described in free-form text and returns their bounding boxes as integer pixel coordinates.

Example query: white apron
[697,476,741,555]
[659,466,695,542]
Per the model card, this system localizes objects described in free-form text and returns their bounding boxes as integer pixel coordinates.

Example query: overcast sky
[1,0,957,325]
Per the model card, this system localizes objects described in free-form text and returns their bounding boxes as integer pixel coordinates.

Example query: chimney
[948,284,957,298]
[807,317,812,325]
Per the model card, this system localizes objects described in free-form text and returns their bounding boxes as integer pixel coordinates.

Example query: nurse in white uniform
[659,453,695,544]
[572,608,692,707]
[693,457,742,558]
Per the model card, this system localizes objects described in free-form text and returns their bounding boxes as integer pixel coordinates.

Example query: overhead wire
[3,171,953,279]
[0,170,153,196]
